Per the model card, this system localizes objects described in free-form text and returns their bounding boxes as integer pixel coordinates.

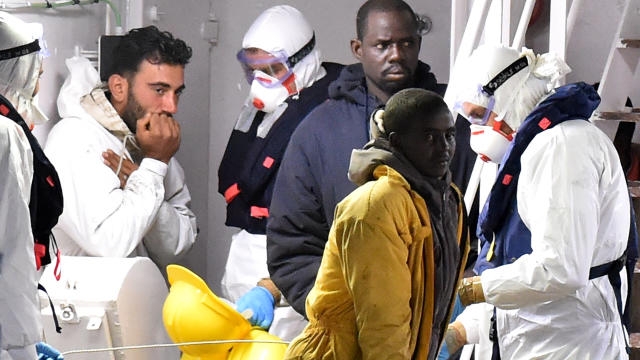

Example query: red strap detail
[480,154,491,162]
[538,117,551,130]
[255,76,273,84]
[0,104,8,116]
[502,174,513,185]
[53,249,62,281]
[250,206,269,218]
[493,121,514,141]
[263,156,275,169]
[283,74,297,95]
[34,243,46,270]
[224,183,241,203]
[471,129,485,135]
[46,175,55,187]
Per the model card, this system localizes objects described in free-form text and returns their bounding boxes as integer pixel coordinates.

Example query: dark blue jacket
[218,62,343,234]
[267,62,447,315]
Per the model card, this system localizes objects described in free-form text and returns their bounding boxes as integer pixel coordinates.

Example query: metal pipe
[511,0,536,49]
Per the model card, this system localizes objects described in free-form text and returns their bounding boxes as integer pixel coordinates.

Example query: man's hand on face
[136,112,181,164]
[102,149,139,189]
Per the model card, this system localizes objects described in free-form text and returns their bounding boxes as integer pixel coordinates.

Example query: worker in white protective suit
[0,12,65,360]
[217,5,342,341]
[443,44,637,359]
[44,26,198,271]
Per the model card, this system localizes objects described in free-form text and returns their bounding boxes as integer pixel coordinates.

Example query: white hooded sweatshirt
[44,56,197,270]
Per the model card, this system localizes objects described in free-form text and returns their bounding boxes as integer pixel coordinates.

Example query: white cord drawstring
[115,133,141,177]
[60,339,290,356]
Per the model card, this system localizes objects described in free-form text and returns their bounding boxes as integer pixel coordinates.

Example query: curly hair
[110,25,192,78]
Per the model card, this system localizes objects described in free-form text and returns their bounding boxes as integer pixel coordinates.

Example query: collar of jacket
[328,61,439,106]
[81,86,132,139]
[350,137,452,218]
[80,86,143,162]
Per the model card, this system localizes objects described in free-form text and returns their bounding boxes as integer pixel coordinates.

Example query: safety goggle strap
[481,56,529,96]
[0,39,40,61]
[287,33,315,68]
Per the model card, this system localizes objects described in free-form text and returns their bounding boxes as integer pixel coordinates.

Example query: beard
[121,89,146,133]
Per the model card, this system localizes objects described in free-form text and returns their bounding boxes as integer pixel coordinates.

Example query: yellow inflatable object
[163,265,252,360]
[228,328,288,360]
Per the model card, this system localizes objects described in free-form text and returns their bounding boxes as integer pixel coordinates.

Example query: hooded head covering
[241,5,325,92]
[0,12,48,128]
[451,44,571,131]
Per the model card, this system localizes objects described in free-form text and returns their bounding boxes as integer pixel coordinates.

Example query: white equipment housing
[39,256,179,360]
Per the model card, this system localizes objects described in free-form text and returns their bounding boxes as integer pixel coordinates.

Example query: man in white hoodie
[45,26,197,271]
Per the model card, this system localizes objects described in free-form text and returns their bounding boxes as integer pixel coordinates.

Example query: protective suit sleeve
[481,121,628,309]
[0,118,41,355]
[44,121,166,258]
[266,131,329,316]
[336,200,412,359]
[143,158,198,269]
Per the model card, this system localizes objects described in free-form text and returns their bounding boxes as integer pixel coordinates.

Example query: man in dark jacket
[217,5,342,341]
[267,0,462,317]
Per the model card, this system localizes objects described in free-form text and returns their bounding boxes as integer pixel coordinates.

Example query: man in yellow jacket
[284,88,470,360]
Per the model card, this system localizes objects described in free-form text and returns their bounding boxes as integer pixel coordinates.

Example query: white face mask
[249,71,291,113]
[469,123,513,164]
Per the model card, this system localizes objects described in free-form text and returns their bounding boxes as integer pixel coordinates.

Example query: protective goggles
[237,33,315,88]
[454,56,529,125]
[453,88,496,125]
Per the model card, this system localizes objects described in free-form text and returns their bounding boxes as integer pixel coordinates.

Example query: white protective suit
[481,119,629,359]
[452,45,630,359]
[44,56,197,270]
[221,5,327,341]
[0,12,49,360]
[0,117,39,360]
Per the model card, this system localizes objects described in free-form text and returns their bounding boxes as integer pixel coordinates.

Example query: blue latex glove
[236,286,275,329]
[36,342,63,360]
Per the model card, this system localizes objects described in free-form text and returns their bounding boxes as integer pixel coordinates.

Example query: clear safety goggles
[453,85,496,126]
[237,49,293,88]
[236,33,316,88]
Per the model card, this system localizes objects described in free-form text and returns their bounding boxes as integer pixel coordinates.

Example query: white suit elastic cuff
[140,158,168,177]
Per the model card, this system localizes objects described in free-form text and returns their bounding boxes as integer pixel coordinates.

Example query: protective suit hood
[0,12,47,128]
[451,44,571,131]
[241,5,325,94]
[57,56,101,119]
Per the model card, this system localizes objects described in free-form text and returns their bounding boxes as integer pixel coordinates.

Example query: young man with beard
[284,88,470,360]
[44,26,197,270]
[267,0,449,317]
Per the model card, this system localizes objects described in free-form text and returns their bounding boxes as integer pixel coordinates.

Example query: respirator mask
[237,34,315,113]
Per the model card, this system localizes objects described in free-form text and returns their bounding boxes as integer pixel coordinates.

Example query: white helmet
[452,44,571,131]
[0,12,48,127]
[237,5,325,112]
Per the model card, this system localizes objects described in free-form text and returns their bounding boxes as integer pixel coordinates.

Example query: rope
[61,339,290,356]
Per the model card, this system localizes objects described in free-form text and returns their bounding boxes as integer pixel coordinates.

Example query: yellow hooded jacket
[284,165,470,360]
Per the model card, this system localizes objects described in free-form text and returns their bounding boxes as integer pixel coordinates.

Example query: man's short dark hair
[356,0,419,40]
[111,25,192,78]
[384,88,448,134]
